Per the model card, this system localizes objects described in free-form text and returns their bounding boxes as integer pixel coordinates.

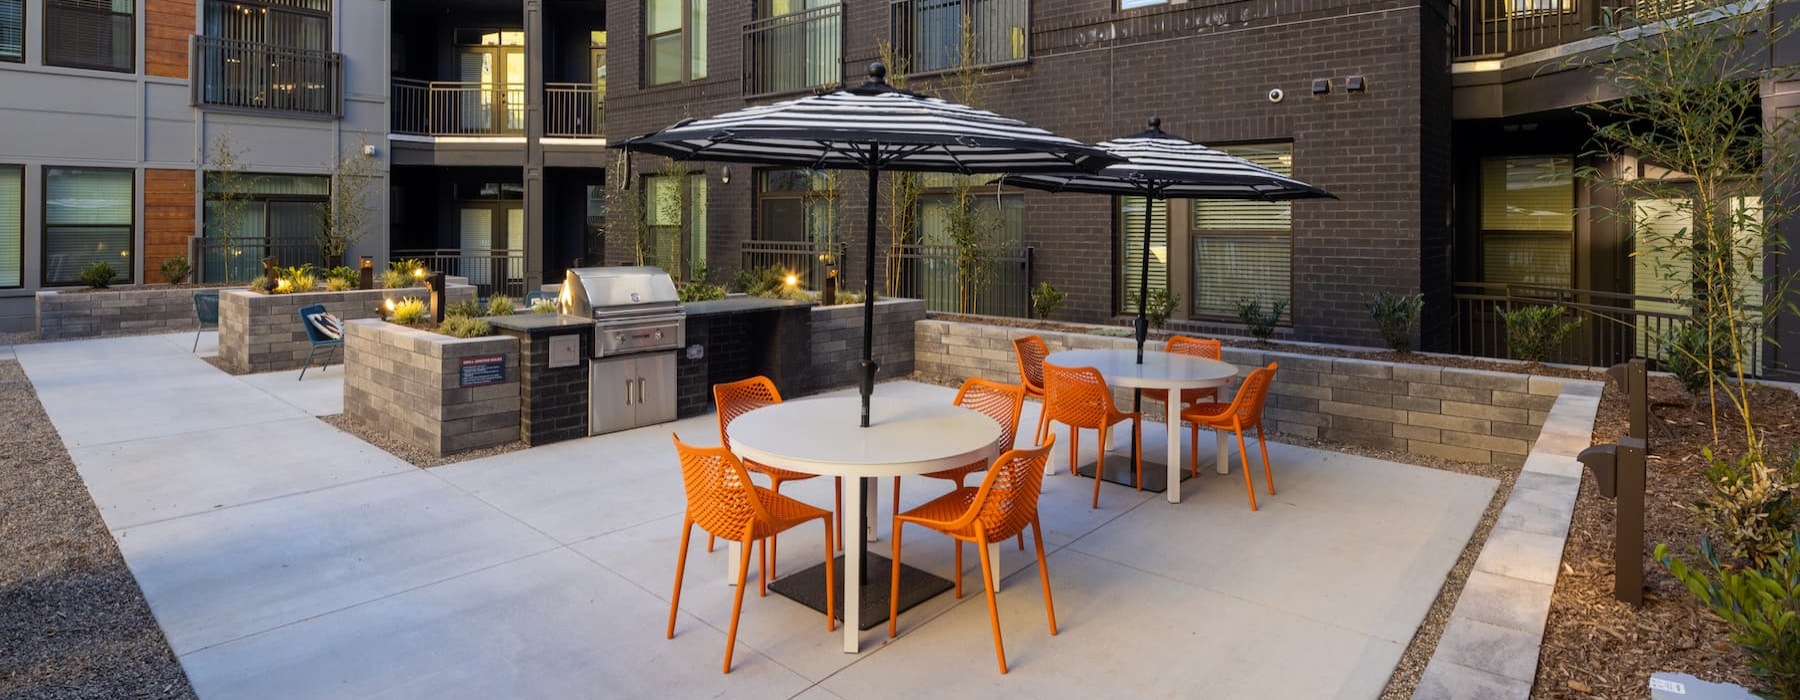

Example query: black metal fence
[739,240,846,291]
[195,237,325,283]
[1455,0,1630,58]
[545,83,604,137]
[893,244,1033,317]
[191,35,343,117]
[742,4,843,97]
[1451,281,1765,373]
[889,0,1031,74]
[391,79,526,136]
[392,248,527,299]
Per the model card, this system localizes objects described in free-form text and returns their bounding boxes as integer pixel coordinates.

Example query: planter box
[915,319,1599,467]
[36,287,213,340]
[809,298,926,393]
[342,319,521,457]
[216,285,475,374]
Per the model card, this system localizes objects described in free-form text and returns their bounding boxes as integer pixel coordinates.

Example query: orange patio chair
[1181,362,1279,511]
[888,437,1059,674]
[891,378,1026,521]
[1012,335,1053,445]
[666,436,835,674]
[714,377,843,579]
[1141,335,1223,412]
[1043,362,1143,509]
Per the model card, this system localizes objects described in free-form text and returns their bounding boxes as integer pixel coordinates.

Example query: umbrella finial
[1149,116,1163,131]
[868,61,887,83]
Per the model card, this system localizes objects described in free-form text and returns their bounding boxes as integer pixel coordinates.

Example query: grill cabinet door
[589,356,638,435]
[632,352,678,426]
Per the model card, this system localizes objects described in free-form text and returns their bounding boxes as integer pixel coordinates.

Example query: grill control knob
[613,333,625,344]
[654,330,664,340]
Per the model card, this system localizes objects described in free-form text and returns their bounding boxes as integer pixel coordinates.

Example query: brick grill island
[217,285,476,374]
[342,319,521,457]
[490,314,596,446]
[915,319,1567,467]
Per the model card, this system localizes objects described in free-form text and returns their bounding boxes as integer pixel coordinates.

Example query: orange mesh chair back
[1042,362,1143,508]
[667,436,835,673]
[713,376,842,570]
[1013,335,1052,443]
[1181,362,1279,511]
[892,378,1026,520]
[889,438,1059,674]
[1142,335,1224,408]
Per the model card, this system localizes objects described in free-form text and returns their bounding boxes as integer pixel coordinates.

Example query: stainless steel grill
[563,266,687,358]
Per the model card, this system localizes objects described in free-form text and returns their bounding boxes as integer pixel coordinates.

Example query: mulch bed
[319,413,526,469]
[1532,377,1800,698]
[927,312,1608,381]
[0,360,196,699]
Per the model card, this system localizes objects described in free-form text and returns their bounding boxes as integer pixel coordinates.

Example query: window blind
[0,0,21,61]
[205,172,329,196]
[1480,157,1573,232]
[0,167,20,287]
[1118,196,1167,312]
[45,167,134,286]
[1483,232,1570,287]
[1191,143,1293,318]
[688,0,707,79]
[46,0,134,71]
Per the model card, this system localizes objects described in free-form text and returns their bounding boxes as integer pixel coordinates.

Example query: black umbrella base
[768,553,954,630]
[1071,453,1194,493]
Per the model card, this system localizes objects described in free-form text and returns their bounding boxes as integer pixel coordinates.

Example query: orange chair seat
[1141,386,1220,405]
[750,488,834,538]
[747,460,818,484]
[1180,402,1234,422]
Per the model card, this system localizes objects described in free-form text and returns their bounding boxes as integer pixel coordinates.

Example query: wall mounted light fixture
[721,166,732,184]
[1346,76,1367,92]
[1311,78,1331,96]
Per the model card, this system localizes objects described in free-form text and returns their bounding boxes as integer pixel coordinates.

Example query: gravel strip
[0,360,196,699]
[320,413,525,469]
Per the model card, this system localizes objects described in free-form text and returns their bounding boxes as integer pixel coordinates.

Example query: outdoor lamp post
[424,272,447,324]
[359,256,374,290]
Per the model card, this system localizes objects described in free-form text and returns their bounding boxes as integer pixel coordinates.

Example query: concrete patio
[17,331,1498,699]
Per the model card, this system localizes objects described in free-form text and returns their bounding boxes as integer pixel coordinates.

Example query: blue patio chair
[524,290,554,306]
[193,291,220,353]
[297,303,344,381]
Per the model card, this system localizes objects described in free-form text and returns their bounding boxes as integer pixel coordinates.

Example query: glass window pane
[1481,157,1573,232]
[47,168,133,225]
[45,226,133,284]
[1118,196,1168,311]
[646,0,681,35]
[1193,236,1290,317]
[1483,232,1570,286]
[46,0,135,71]
[688,173,707,278]
[689,0,707,79]
[760,199,807,241]
[0,0,22,61]
[647,33,682,85]
[0,166,19,287]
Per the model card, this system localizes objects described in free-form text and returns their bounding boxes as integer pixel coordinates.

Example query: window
[1,0,22,62]
[1190,143,1294,319]
[204,0,329,50]
[45,0,134,72]
[45,167,134,286]
[1119,0,1166,8]
[913,173,1026,315]
[644,0,706,86]
[196,0,339,115]
[1480,156,1573,287]
[892,0,1028,74]
[1119,196,1167,314]
[585,184,606,265]
[645,172,706,280]
[0,166,20,287]
[743,0,841,96]
[1632,194,1765,356]
[201,172,329,281]
[756,169,838,244]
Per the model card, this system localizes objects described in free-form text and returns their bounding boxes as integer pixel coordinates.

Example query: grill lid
[564,266,683,319]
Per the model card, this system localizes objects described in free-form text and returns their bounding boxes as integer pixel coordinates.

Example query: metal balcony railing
[191,35,343,117]
[1455,0,1633,59]
[889,0,1030,75]
[390,79,527,136]
[545,83,605,138]
[742,4,844,98]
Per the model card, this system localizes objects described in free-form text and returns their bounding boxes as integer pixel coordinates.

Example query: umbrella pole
[858,159,882,588]
[1135,198,1153,364]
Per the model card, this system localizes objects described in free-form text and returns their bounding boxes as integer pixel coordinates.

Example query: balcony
[391,79,526,137]
[191,36,343,117]
[742,4,844,98]
[888,0,1030,75]
[545,83,605,138]
[1455,0,1632,59]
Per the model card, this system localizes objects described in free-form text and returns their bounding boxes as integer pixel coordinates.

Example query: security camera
[1268,88,1284,103]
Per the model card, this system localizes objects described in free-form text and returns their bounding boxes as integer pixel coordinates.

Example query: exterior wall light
[721,166,732,184]
[1347,76,1367,92]
[1311,78,1331,96]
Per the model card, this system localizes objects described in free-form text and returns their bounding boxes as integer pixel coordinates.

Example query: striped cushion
[306,312,343,340]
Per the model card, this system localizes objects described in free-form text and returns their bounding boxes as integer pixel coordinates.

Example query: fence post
[1024,246,1035,315]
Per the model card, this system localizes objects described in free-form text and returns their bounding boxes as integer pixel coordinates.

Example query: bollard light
[1579,358,1650,606]
[359,256,374,290]
[425,272,447,324]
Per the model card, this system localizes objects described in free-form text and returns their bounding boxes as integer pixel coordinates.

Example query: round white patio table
[1045,348,1239,504]
[727,395,1001,653]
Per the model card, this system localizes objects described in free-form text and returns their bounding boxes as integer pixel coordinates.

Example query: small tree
[319,138,380,265]
[877,40,923,297]
[936,19,1007,314]
[204,132,258,241]
[608,149,650,267]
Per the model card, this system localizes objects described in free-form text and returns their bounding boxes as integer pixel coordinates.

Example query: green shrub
[80,261,118,289]
[324,265,359,286]
[1691,449,1800,569]
[530,299,558,314]
[1662,321,1738,396]
[1126,288,1180,329]
[733,265,790,298]
[272,265,315,294]
[389,258,425,275]
[1235,297,1288,340]
[325,276,355,292]
[1368,292,1423,352]
[1032,281,1067,320]
[389,297,428,326]
[381,269,414,289]
[444,299,484,319]
[1658,533,1800,700]
[486,295,517,316]
[678,282,727,302]
[1497,304,1582,364]
[438,315,493,338]
[246,276,269,293]
[160,256,191,284]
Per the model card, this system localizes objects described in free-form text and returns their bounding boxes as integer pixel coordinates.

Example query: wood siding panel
[145,169,196,281]
[145,0,196,79]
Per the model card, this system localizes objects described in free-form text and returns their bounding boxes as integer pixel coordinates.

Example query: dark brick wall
[604,0,1449,346]
[676,306,814,418]
[502,327,591,445]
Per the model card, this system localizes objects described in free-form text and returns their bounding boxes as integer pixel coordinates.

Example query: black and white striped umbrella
[617,62,1117,429]
[1000,118,1335,363]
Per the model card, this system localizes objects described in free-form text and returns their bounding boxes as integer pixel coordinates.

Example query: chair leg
[1236,427,1259,511]
[667,519,695,640]
[759,537,769,597]
[722,538,754,673]
[299,346,315,381]
[822,518,836,632]
[954,539,964,599]
[892,476,901,521]
[1258,426,1275,495]
[193,328,201,353]
[1017,533,1024,551]
[1067,425,1079,477]
[977,533,1008,674]
[708,534,715,553]
[1033,519,1057,636]
[888,522,906,638]
[1034,402,1050,446]
[835,478,844,552]
[1091,424,1107,509]
[1190,422,1201,478]
[768,480,785,579]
